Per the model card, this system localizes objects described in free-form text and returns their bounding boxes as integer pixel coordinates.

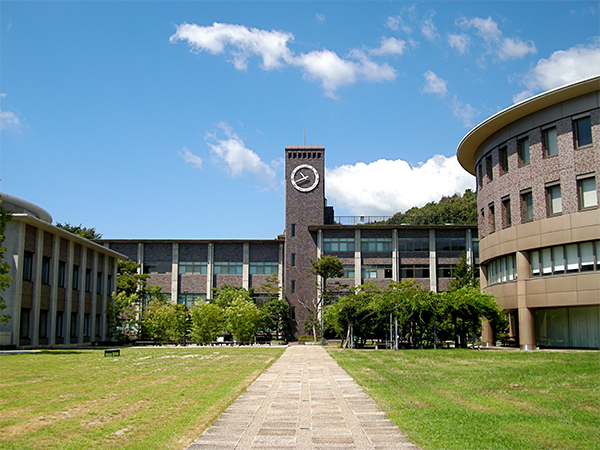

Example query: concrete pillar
[31,228,44,346]
[63,241,74,345]
[517,250,536,350]
[481,320,494,347]
[429,229,437,293]
[207,243,214,300]
[89,252,98,341]
[11,222,26,346]
[137,243,144,273]
[100,255,109,341]
[49,236,60,346]
[242,243,250,291]
[354,229,361,287]
[77,247,87,345]
[278,242,284,301]
[316,230,323,302]
[392,229,398,282]
[466,229,473,265]
[171,243,179,303]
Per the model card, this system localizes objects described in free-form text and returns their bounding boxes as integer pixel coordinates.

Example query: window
[438,265,454,278]
[178,262,207,274]
[96,273,102,294]
[521,190,533,222]
[291,280,295,294]
[70,313,78,337]
[72,265,80,290]
[546,183,562,215]
[85,269,92,293]
[531,241,600,276]
[83,314,90,337]
[143,262,171,274]
[20,309,30,338]
[436,237,466,252]
[499,146,508,174]
[249,262,278,275]
[485,155,493,181]
[58,261,66,288]
[502,197,512,228]
[214,262,243,275]
[362,265,392,279]
[361,238,392,252]
[107,275,113,295]
[291,224,296,237]
[39,310,48,339]
[291,253,295,267]
[23,252,33,281]
[56,311,63,338]
[489,203,495,233]
[178,293,205,307]
[341,265,355,279]
[477,163,483,188]
[323,237,355,252]
[578,176,598,209]
[41,257,51,285]
[400,265,430,279]
[518,137,530,166]
[543,127,558,157]
[95,314,101,336]
[398,237,429,252]
[574,116,592,148]
[488,255,517,285]
[472,237,479,254]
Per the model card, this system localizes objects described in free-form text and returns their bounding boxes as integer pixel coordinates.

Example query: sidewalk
[186,345,419,450]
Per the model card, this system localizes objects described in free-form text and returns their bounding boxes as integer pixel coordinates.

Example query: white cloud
[316,13,325,24]
[422,70,448,97]
[448,33,470,54]
[171,21,398,97]
[170,22,294,70]
[179,147,203,169]
[452,96,479,128]
[513,41,600,102]
[326,156,475,216]
[456,16,536,61]
[206,123,276,185]
[369,37,407,56]
[421,15,439,41]
[0,110,21,131]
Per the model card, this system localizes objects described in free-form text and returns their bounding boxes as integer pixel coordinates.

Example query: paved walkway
[186,345,419,450]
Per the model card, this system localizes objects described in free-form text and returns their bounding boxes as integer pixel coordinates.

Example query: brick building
[457,75,600,349]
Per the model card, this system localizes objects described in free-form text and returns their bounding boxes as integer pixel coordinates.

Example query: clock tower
[285,145,328,337]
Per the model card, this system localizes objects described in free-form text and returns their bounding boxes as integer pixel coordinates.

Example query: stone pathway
[186,345,419,450]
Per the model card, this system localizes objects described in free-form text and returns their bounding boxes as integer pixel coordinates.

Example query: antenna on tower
[304,128,306,145]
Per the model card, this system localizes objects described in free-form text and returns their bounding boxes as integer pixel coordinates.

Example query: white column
[137,243,144,273]
[90,252,98,341]
[429,229,437,293]
[171,243,179,304]
[278,242,284,301]
[49,236,60,346]
[354,229,361,287]
[100,255,109,341]
[63,241,74,344]
[31,228,44,346]
[242,243,250,290]
[12,222,26,346]
[77,247,87,344]
[392,229,399,282]
[207,243,214,300]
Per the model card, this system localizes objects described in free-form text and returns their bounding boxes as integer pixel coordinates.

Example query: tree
[0,203,12,325]
[226,296,260,342]
[189,302,225,345]
[141,297,184,343]
[301,255,344,340]
[106,260,164,343]
[258,298,289,338]
[448,252,479,291]
[55,222,102,240]
[388,189,477,225]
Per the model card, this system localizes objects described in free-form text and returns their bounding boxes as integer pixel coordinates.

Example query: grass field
[0,347,284,450]
[329,348,600,450]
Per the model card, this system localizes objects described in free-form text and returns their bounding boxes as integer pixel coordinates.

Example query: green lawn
[329,348,600,450]
[0,347,284,450]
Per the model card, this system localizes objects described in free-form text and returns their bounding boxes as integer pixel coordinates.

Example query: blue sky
[1,1,599,239]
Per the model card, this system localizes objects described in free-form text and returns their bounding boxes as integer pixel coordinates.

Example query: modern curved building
[457,76,600,350]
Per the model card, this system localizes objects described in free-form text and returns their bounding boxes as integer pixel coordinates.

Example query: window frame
[498,146,508,174]
[546,182,562,216]
[502,196,512,228]
[485,154,493,181]
[520,189,533,223]
[543,126,558,158]
[518,136,530,166]
[577,175,598,210]
[573,116,593,148]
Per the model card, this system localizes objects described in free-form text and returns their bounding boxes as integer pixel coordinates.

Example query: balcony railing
[334,216,392,225]
[333,215,477,226]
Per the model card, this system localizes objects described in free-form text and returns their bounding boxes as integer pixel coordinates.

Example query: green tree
[0,203,13,325]
[189,302,225,345]
[388,189,477,225]
[55,222,103,240]
[449,252,479,291]
[257,273,282,302]
[258,298,289,339]
[141,297,184,343]
[226,296,260,343]
[302,255,344,340]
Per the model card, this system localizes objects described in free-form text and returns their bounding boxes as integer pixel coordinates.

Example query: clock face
[291,164,320,192]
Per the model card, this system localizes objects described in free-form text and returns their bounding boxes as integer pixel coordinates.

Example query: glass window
[23,252,33,281]
[72,265,79,290]
[249,262,278,275]
[543,127,558,157]
[552,247,565,273]
[41,257,51,285]
[400,265,430,279]
[58,261,66,288]
[574,117,592,148]
[499,147,508,174]
[489,203,495,233]
[85,269,92,293]
[342,265,355,279]
[531,251,540,276]
[477,163,483,187]
[361,265,392,279]
[96,273,102,294]
[486,155,493,181]
[541,248,552,275]
[178,262,207,274]
[323,237,355,252]
[578,176,597,209]
[521,190,533,222]
[56,311,63,338]
[361,238,392,252]
[398,237,429,252]
[518,137,530,166]
[438,265,453,278]
[580,242,595,271]
[107,274,113,295]
[502,197,511,228]
[436,237,466,252]
[472,237,479,253]
[214,262,242,275]
[566,244,579,272]
[178,293,205,307]
[547,184,562,215]
[39,310,48,339]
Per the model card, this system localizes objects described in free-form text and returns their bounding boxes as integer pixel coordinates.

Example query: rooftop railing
[334,216,392,225]
[333,215,477,226]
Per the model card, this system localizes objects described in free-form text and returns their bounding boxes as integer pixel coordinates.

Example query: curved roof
[0,192,53,223]
[457,75,600,175]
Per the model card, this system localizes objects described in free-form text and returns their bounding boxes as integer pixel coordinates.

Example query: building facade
[1,193,122,348]
[457,76,600,350]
